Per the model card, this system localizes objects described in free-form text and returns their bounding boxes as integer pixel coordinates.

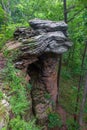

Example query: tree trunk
[74,43,87,121]
[64,0,67,23]
[1,0,11,17]
[79,74,87,126]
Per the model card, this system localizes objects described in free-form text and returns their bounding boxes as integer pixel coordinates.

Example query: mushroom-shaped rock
[29,19,68,32]
[6,19,72,127]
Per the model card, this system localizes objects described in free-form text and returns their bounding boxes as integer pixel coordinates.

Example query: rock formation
[6,19,72,127]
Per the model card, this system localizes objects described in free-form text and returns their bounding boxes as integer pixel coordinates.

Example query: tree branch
[67,8,84,23]
[65,5,76,13]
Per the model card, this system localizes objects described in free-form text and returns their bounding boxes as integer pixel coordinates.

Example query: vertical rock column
[28,54,58,125]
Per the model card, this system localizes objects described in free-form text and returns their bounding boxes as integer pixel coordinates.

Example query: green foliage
[59,78,79,114]
[61,67,71,80]
[66,118,80,130]
[2,61,41,129]
[0,0,64,23]
[0,0,87,129]
[63,7,87,77]
[44,93,51,100]
[9,116,41,130]
[0,6,6,25]
[48,113,62,128]
[0,22,28,50]
[79,0,87,7]
[27,83,32,90]
[0,91,3,100]
[3,61,29,115]
[2,127,7,130]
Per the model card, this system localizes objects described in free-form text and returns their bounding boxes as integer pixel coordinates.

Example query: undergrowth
[9,116,40,130]
[48,112,62,128]
[2,61,41,130]
[0,22,28,50]
[66,118,80,130]
[0,21,41,129]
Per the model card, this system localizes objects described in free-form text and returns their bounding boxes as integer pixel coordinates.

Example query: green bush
[2,60,41,129]
[0,91,3,100]
[3,61,29,115]
[0,22,28,50]
[48,113,62,128]
[9,116,41,130]
[66,118,80,130]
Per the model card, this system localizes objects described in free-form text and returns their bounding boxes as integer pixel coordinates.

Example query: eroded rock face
[28,54,58,125]
[6,19,72,127]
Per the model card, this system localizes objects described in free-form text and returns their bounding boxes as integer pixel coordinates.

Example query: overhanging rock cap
[6,19,72,69]
[13,19,72,56]
[29,19,68,32]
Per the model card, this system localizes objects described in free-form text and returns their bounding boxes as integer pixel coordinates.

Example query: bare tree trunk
[74,43,87,121]
[7,0,11,17]
[64,0,67,23]
[1,0,7,12]
[57,0,67,104]
[79,74,87,126]
[67,8,84,23]
[1,0,11,17]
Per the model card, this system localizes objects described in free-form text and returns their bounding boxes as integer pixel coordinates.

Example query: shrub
[66,118,80,130]
[9,116,41,130]
[48,113,62,128]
